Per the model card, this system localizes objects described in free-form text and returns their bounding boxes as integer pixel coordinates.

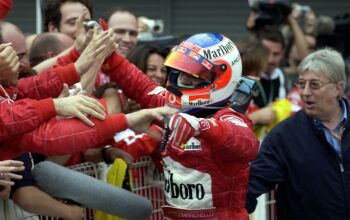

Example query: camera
[83,20,101,31]
[252,0,292,31]
[298,5,311,15]
[139,17,164,35]
[138,17,165,41]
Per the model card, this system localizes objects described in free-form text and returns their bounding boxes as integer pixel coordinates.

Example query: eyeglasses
[295,79,333,90]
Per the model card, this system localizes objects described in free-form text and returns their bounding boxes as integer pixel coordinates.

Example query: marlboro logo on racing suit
[165,171,205,200]
[181,137,202,150]
[163,157,213,209]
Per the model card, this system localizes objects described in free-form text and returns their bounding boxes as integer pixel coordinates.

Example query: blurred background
[6,0,350,41]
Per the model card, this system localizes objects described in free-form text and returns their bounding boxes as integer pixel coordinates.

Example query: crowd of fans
[0,0,349,219]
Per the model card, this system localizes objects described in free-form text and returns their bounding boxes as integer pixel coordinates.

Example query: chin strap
[166,85,183,97]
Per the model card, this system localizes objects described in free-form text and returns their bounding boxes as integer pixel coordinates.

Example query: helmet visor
[164,46,217,81]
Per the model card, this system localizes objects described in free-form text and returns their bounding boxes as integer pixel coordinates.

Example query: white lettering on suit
[163,156,213,209]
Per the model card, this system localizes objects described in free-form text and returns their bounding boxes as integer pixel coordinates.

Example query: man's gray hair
[298,48,346,93]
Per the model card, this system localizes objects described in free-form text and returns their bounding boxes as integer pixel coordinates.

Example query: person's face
[262,39,283,76]
[2,24,29,83]
[304,12,317,35]
[58,2,91,39]
[298,70,343,121]
[146,53,167,85]
[108,12,138,57]
[45,33,74,60]
[177,72,205,88]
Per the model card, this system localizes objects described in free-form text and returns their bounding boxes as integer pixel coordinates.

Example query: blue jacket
[246,99,350,220]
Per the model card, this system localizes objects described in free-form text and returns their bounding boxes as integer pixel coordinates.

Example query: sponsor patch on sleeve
[199,119,211,130]
[113,129,135,142]
[220,115,248,127]
[147,86,166,95]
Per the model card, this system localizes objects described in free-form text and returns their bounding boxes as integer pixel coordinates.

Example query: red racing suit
[0,98,56,141]
[0,49,129,160]
[0,49,80,140]
[103,53,259,220]
[63,126,162,167]
[0,112,128,160]
[0,64,78,141]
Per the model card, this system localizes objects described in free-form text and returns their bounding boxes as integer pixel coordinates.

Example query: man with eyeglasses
[246,48,350,220]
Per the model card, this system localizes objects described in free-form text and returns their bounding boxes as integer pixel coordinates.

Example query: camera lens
[153,25,160,32]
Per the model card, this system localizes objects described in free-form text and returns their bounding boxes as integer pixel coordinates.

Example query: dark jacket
[246,98,350,220]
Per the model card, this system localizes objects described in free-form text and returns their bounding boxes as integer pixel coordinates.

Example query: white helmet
[164,33,242,115]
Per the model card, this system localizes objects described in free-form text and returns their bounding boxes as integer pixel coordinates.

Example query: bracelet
[101,147,113,164]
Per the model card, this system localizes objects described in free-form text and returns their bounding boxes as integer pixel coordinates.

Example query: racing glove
[168,113,206,149]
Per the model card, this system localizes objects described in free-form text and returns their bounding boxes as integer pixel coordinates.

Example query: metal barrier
[130,156,165,220]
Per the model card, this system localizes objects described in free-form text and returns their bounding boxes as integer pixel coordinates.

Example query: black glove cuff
[101,147,113,165]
